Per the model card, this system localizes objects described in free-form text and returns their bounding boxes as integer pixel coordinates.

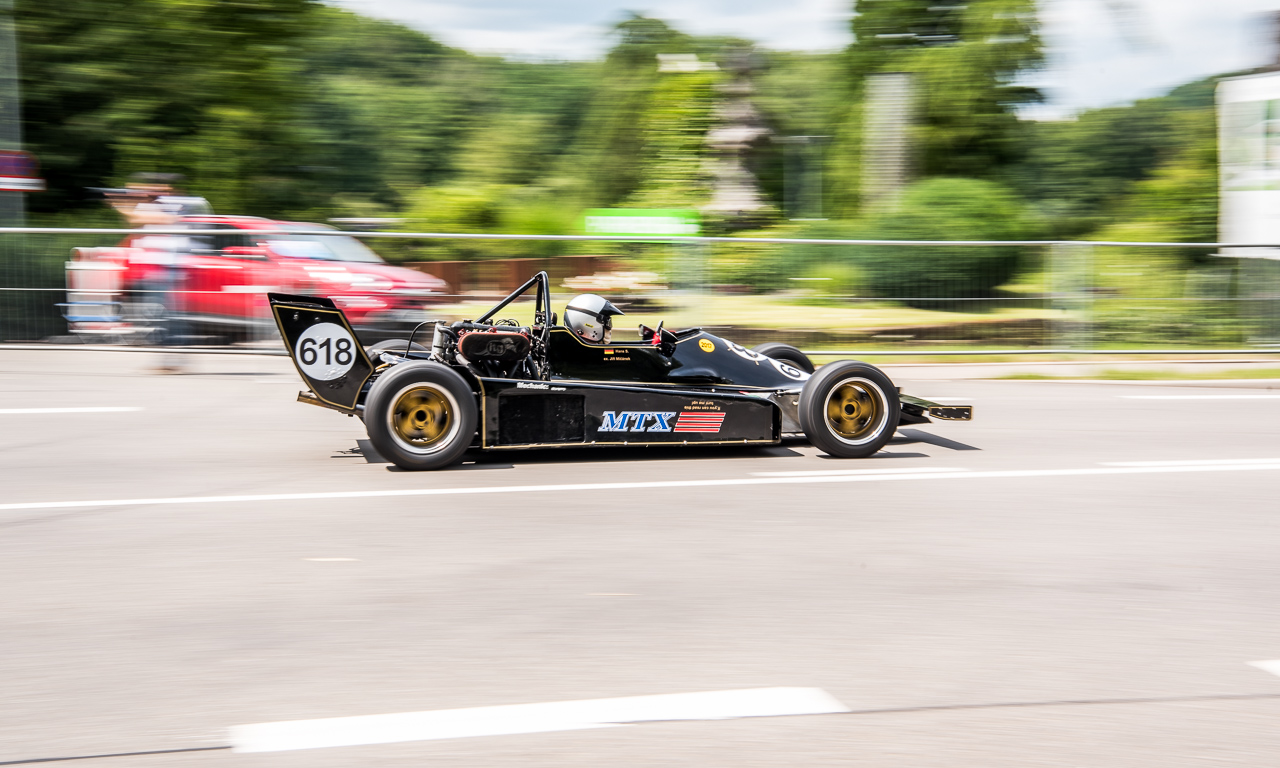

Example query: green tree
[1014,75,1228,239]
[564,16,696,208]
[832,0,1044,213]
[18,0,319,214]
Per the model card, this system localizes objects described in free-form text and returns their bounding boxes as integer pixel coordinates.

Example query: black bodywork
[270,271,970,453]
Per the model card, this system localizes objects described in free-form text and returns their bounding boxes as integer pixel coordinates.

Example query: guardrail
[2,226,1280,248]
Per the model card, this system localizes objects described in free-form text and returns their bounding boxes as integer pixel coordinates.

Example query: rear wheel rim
[388,383,459,455]
[824,377,887,445]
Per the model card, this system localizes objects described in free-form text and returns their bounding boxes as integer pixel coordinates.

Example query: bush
[396,184,581,262]
[781,178,1030,304]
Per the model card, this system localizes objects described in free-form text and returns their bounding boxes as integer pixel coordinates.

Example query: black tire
[364,362,477,470]
[798,360,900,458]
[753,342,815,374]
[366,338,428,358]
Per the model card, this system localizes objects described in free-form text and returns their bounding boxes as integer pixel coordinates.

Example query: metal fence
[2,226,1280,355]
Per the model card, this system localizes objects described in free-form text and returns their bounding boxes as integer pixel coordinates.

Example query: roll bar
[474,271,554,372]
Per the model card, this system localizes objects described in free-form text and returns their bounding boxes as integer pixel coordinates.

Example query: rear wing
[268,293,376,412]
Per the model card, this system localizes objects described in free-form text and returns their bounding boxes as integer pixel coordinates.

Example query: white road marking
[0,406,142,414]
[8,461,1280,513]
[304,558,358,562]
[1120,394,1280,400]
[230,687,849,753]
[753,467,966,478]
[1104,459,1280,467]
[1247,660,1280,677]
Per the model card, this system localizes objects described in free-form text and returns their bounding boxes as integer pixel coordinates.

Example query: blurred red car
[76,215,449,344]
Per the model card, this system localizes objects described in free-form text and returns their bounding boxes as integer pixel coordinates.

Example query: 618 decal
[295,322,356,381]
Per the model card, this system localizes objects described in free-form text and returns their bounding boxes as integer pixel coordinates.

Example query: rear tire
[799,360,899,458]
[753,342,815,374]
[365,362,476,470]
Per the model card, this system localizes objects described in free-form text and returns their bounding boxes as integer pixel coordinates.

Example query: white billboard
[1218,72,1280,259]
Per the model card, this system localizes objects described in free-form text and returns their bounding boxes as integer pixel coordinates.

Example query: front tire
[798,360,899,458]
[753,342,815,374]
[365,362,477,470]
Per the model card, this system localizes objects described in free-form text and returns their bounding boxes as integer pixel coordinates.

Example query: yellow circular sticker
[698,339,715,353]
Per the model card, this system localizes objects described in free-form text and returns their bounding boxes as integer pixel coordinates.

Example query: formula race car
[269,272,972,470]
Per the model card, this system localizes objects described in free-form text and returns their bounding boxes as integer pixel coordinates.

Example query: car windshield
[266,226,384,264]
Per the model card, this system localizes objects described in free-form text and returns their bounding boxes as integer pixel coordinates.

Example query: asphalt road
[3,350,1280,766]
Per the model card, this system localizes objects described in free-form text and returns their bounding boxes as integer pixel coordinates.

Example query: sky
[333,0,1280,118]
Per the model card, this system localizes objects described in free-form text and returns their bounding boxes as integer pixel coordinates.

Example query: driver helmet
[564,294,625,344]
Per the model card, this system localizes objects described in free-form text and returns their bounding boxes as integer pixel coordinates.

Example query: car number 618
[295,322,357,381]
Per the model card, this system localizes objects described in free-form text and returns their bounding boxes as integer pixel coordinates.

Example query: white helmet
[564,294,625,344]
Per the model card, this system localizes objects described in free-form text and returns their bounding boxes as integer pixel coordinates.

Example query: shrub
[781,178,1030,304]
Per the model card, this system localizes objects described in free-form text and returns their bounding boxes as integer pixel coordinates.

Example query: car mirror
[657,326,678,356]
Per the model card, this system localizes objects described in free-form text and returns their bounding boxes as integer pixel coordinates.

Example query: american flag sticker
[674,411,726,433]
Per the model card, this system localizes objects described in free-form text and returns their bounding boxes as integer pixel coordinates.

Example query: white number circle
[726,341,766,363]
[770,357,808,381]
[295,322,357,381]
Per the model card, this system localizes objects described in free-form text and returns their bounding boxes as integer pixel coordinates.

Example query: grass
[998,368,1280,381]
[430,293,1059,337]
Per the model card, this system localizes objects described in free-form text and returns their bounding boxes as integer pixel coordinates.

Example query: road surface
[2,350,1279,766]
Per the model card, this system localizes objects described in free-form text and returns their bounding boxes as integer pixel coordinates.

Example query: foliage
[17,0,318,214]
[833,0,1044,214]
[15,1,598,219]
[1013,75,1227,239]
[622,69,719,208]
[398,183,579,261]
[559,16,718,209]
[780,178,1030,302]
[751,51,846,208]
[297,8,597,215]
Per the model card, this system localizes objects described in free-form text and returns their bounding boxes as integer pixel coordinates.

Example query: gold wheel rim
[825,378,884,442]
[391,385,454,449]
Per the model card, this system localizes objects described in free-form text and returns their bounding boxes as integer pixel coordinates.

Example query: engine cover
[458,329,531,363]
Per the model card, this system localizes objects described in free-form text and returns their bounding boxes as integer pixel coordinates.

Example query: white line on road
[1119,394,1280,400]
[1104,459,1280,467]
[753,467,966,478]
[6,461,1280,513]
[0,406,142,414]
[230,687,849,753]
[1248,660,1280,677]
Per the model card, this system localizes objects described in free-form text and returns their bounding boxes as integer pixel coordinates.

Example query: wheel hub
[825,380,883,441]
[392,386,453,447]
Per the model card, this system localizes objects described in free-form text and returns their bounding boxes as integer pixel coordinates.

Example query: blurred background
[3,0,1280,352]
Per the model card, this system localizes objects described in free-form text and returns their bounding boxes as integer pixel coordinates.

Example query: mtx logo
[598,411,677,432]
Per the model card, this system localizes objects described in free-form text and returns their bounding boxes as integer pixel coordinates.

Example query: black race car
[269,272,972,470]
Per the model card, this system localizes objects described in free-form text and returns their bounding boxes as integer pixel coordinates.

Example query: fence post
[1050,243,1093,350]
